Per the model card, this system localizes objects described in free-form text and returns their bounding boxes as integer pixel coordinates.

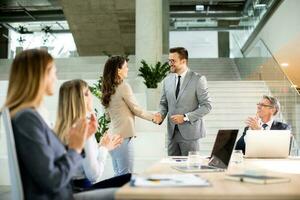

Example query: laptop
[172,129,239,172]
[245,130,291,158]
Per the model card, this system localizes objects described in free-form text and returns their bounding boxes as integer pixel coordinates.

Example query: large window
[7,21,77,58]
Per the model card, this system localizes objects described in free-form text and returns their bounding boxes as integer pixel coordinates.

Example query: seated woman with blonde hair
[55,79,131,191]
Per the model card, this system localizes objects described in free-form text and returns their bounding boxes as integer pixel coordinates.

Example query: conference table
[116,157,300,200]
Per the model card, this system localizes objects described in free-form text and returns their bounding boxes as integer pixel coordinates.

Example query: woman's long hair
[54,79,88,144]
[4,49,53,116]
[101,56,127,108]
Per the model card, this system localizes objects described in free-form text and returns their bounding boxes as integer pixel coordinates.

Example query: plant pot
[146,88,160,111]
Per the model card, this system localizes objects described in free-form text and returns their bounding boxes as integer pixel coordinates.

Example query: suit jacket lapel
[176,70,192,102]
[270,121,278,130]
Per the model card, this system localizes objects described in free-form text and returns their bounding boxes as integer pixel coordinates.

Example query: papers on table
[131,174,211,187]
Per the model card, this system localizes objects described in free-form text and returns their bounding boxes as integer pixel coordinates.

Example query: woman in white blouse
[54,79,131,190]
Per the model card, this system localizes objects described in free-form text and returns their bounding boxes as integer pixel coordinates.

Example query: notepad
[225,174,290,184]
[131,174,210,187]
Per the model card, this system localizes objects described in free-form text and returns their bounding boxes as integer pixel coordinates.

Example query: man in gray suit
[154,47,212,156]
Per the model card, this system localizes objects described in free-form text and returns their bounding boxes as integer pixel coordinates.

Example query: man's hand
[245,116,260,130]
[152,113,163,124]
[171,114,184,125]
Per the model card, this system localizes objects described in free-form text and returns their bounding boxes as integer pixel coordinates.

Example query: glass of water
[231,150,244,164]
[187,151,202,168]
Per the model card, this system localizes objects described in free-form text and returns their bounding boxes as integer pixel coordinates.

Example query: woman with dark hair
[101,56,157,176]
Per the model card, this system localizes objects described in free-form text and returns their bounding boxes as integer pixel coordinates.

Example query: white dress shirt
[74,136,108,183]
[175,68,189,89]
[175,68,190,121]
[259,118,274,130]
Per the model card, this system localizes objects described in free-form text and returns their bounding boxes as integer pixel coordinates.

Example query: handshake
[152,113,163,124]
[152,113,186,125]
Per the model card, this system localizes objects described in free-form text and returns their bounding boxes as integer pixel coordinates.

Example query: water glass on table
[187,151,202,168]
[231,150,244,164]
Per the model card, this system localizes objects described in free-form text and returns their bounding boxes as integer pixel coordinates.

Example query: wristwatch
[183,114,189,122]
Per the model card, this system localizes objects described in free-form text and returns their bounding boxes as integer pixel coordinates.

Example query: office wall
[170,31,218,58]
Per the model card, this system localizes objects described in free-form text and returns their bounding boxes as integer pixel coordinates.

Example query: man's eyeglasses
[168,59,175,64]
[256,103,273,108]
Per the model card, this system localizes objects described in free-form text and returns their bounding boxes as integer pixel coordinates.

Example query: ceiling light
[195,5,204,11]
[280,63,289,67]
[254,4,267,9]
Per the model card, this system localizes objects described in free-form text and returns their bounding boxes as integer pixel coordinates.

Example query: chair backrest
[1,107,24,200]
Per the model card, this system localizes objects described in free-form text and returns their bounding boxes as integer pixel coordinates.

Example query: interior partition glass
[231,0,278,48]
[234,39,300,151]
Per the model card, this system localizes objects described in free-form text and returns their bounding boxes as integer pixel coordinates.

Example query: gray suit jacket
[12,108,82,200]
[159,70,212,140]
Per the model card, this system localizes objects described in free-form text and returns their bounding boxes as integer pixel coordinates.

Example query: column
[0,26,9,58]
[217,20,230,58]
[162,0,169,55]
[218,31,230,57]
[134,0,163,92]
[135,0,163,67]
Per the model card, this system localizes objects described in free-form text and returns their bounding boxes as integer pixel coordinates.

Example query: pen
[147,178,182,184]
[175,159,186,162]
[147,178,172,181]
[172,157,187,161]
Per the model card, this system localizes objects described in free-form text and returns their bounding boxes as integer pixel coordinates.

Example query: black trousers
[73,173,131,192]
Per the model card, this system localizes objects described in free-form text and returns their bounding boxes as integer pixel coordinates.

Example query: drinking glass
[187,151,202,168]
[231,150,244,164]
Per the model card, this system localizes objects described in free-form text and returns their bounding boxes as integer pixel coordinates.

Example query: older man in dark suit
[235,95,291,154]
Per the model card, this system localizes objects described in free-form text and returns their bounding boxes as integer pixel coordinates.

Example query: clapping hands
[245,115,260,130]
[68,118,89,154]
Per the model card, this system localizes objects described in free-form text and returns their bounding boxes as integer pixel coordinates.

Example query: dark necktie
[262,124,268,130]
[175,75,181,99]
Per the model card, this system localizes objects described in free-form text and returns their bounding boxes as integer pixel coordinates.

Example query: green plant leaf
[89,77,110,142]
[138,60,170,88]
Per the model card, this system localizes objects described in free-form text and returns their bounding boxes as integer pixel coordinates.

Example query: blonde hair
[54,79,88,144]
[4,49,53,116]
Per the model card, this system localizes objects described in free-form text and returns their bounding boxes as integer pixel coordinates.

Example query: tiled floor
[0,186,11,200]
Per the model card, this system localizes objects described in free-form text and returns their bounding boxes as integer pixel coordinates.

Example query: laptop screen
[208,129,239,169]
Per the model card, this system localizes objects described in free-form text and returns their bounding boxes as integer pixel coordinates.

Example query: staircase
[131,80,270,164]
[200,81,270,155]
[188,58,241,81]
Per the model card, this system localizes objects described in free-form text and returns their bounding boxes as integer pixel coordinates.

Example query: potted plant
[89,77,110,142]
[138,60,169,110]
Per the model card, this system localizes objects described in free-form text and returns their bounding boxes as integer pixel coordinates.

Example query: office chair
[1,107,24,200]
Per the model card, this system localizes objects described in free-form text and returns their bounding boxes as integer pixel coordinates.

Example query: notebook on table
[225,173,290,184]
[172,129,239,172]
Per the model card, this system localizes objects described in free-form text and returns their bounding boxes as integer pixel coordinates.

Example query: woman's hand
[99,133,123,151]
[68,118,89,154]
[87,113,97,137]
